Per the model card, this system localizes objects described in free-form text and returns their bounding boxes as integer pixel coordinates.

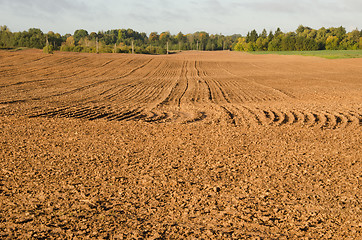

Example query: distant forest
[1,25,362,54]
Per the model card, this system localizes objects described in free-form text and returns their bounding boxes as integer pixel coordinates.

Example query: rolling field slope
[0,50,361,129]
[0,50,361,239]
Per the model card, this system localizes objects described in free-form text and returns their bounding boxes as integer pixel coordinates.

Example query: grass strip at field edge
[249,50,362,59]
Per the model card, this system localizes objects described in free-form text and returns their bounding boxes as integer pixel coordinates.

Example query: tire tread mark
[177,61,189,107]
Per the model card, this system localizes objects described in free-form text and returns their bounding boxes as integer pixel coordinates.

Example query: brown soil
[0,49,361,239]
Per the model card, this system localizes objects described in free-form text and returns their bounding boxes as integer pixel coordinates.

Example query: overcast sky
[1,0,361,36]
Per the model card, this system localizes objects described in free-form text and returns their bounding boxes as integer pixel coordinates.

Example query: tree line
[1,25,362,54]
[235,26,362,51]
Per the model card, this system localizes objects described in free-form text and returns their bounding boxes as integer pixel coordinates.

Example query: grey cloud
[119,0,192,31]
[1,0,361,35]
[232,0,362,14]
[204,0,230,15]
[0,0,110,23]
[1,0,89,14]
[232,0,313,13]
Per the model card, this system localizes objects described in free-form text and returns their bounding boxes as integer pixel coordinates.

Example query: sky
[1,0,362,36]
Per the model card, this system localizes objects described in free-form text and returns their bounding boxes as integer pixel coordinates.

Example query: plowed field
[0,49,361,239]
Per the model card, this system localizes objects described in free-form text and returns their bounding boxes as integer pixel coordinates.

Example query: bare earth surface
[0,50,361,239]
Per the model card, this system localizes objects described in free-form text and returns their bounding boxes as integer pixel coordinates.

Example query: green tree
[103,30,118,45]
[176,32,186,50]
[339,29,360,50]
[268,35,282,51]
[274,27,283,37]
[47,31,63,50]
[196,32,209,50]
[303,38,318,50]
[0,25,14,48]
[30,28,45,48]
[261,29,268,38]
[176,32,186,43]
[73,29,88,44]
[14,28,46,49]
[295,36,305,51]
[333,26,346,40]
[255,37,263,50]
[307,29,317,39]
[281,33,296,51]
[255,37,268,51]
[267,31,273,40]
[159,32,170,44]
[247,29,258,42]
[89,32,97,40]
[325,36,339,50]
[296,25,305,35]
[316,27,327,41]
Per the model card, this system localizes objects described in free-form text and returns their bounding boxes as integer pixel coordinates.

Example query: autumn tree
[193,32,209,50]
[234,37,247,51]
[60,35,75,51]
[3,25,362,54]
[66,36,75,46]
[149,32,159,43]
[159,32,170,44]
[325,36,339,50]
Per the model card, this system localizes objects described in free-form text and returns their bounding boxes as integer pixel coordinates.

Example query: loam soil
[0,49,361,239]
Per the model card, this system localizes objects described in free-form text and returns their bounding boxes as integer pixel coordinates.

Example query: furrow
[221,106,237,126]
[241,106,263,126]
[183,112,207,124]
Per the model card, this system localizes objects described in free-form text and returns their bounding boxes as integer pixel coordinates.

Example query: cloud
[1,0,88,15]
[0,0,113,33]
[204,0,230,15]
[0,0,361,35]
[232,0,362,14]
[232,0,312,14]
[108,0,193,33]
[0,0,112,24]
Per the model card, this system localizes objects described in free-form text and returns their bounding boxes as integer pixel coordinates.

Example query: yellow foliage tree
[256,37,268,51]
[78,37,95,47]
[65,36,75,47]
[325,36,339,50]
[234,37,247,51]
[60,36,76,51]
[234,37,256,51]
